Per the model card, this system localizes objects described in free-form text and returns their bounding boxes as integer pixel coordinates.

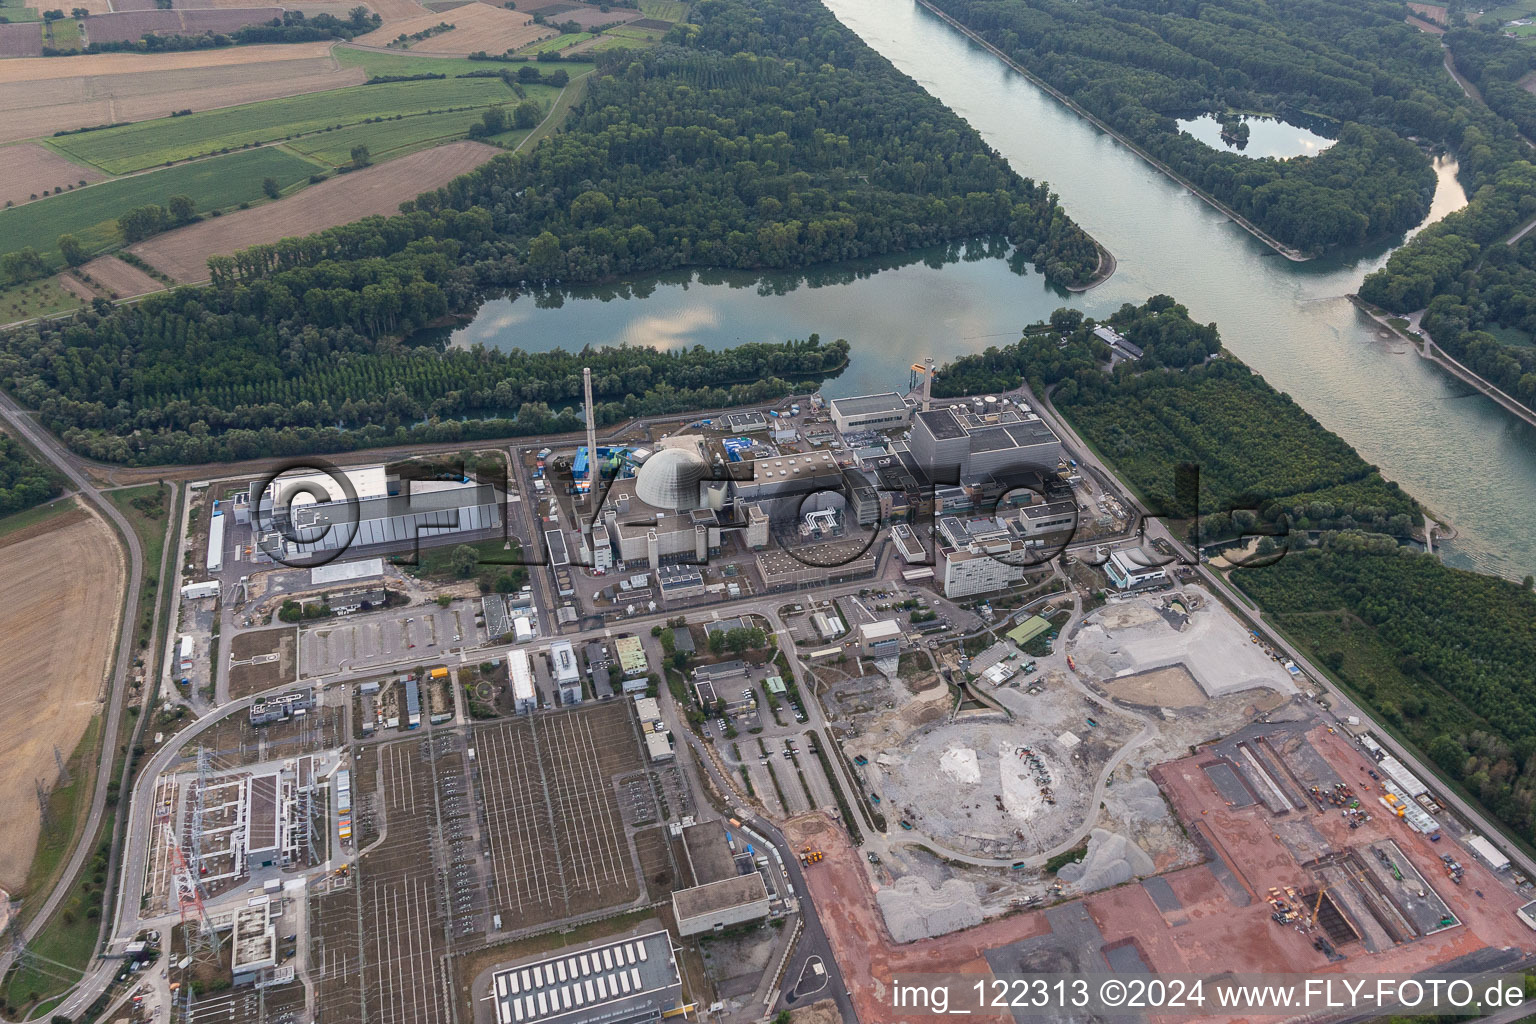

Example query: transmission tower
[52,745,71,787]
[35,779,50,829]
[6,899,85,988]
[165,822,221,962]
[189,745,211,882]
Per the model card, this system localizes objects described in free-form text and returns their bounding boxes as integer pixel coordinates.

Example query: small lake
[1176,113,1337,158]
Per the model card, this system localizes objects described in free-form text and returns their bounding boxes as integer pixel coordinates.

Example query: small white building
[1105,546,1168,590]
[1465,833,1511,872]
[509,649,536,714]
[181,580,220,601]
[858,620,902,657]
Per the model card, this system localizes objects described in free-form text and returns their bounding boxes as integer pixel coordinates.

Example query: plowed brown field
[130,139,498,281]
[0,143,103,209]
[77,255,162,298]
[0,498,124,890]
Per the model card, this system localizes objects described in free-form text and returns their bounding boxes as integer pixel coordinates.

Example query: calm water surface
[1175,113,1336,158]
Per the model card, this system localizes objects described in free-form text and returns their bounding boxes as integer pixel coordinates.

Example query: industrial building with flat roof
[911,402,1062,480]
[829,392,912,432]
[489,930,681,1024]
[672,874,772,936]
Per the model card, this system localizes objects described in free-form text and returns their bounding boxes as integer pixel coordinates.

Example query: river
[449,0,1536,580]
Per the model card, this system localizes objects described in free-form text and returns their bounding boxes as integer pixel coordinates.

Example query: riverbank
[1066,240,1116,292]
[1348,293,1536,433]
[913,0,1312,263]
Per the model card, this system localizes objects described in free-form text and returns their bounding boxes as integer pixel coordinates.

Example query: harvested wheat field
[0,143,103,209]
[0,44,355,143]
[131,139,498,281]
[357,3,551,52]
[83,8,284,43]
[0,498,124,890]
[75,255,162,298]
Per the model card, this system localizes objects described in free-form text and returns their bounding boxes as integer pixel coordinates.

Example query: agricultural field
[128,139,497,281]
[43,15,82,50]
[81,8,280,43]
[48,75,517,173]
[639,0,687,20]
[604,22,668,42]
[0,498,123,891]
[70,255,164,299]
[0,142,103,210]
[0,0,39,22]
[0,276,86,323]
[552,5,636,28]
[333,44,496,75]
[0,147,317,266]
[356,2,551,52]
[0,44,358,144]
[0,22,43,55]
[284,104,511,164]
[520,29,588,51]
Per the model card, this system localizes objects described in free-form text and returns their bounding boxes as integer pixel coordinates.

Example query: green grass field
[286,108,493,165]
[0,277,83,325]
[49,77,518,174]
[606,23,667,40]
[585,33,654,51]
[333,45,504,76]
[519,31,591,52]
[0,148,317,265]
[639,0,687,20]
[0,0,40,22]
[45,16,81,49]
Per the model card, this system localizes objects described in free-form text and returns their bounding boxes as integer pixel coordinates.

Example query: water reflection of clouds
[620,304,721,349]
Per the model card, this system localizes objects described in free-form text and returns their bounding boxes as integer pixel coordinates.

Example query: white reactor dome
[634,447,709,511]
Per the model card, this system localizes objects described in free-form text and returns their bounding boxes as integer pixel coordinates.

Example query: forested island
[0,0,1105,466]
[921,0,1530,255]
[940,298,1536,857]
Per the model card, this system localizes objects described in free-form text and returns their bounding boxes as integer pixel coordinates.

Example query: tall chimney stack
[923,357,935,412]
[583,367,598,533]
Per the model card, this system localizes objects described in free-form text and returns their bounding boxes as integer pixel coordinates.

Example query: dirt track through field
[0,498,125,891]
[130,139,499,281]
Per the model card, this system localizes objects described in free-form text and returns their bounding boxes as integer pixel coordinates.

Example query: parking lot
[299,605,476,677]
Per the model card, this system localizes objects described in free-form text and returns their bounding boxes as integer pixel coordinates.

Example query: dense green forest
[1057,363,1419,542]
[1238,541,1536,849]
[0,0,1104,466]
[935,298,1420,540]
[1359,159,1536,410]
[925,0,1531,253]
[932,296,1220,397]
[0,432,62,519]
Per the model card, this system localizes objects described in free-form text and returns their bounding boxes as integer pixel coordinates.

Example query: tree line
[0,432,62,519]
[68,6,380,54]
